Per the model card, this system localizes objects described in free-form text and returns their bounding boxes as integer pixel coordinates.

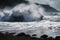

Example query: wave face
[28,0,60,11]
[0,2,60,22]
[0,0,60,38]
[0,3,46,22]
[12,3,45,22]
[0,0,60,22]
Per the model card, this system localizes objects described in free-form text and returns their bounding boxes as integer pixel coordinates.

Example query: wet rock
[40,34,48,38]
[55,36,60,40]
[16,32,26,36]
[32,34,37,36]
[48,37,54,40]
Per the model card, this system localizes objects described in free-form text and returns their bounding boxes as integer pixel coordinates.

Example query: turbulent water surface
[0,0,60,38]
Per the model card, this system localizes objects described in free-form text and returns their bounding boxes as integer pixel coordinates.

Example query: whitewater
[0,1,60,38]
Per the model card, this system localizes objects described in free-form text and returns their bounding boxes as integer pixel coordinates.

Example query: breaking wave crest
[0,3,45,22]
[0,1,60,22]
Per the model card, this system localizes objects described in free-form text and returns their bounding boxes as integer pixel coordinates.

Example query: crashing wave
[0,0,60,38]
[0,3,45,22]
[0,3,60,22]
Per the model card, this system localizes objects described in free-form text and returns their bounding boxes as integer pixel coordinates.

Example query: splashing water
[0,1,60,38]
[0,3,45,22]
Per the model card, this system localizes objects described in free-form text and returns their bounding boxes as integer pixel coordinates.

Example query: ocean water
[28,0,60,11]
[0,0,60,38]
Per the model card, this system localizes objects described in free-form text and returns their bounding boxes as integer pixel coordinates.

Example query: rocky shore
[0,32,60,40]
